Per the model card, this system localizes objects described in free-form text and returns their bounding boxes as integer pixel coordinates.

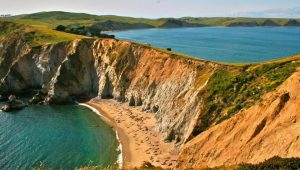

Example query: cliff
[0,24,219,144]
[1,21,300,169]
[176,68,300,169]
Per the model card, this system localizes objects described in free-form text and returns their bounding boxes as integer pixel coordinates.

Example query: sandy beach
[85,98,178,169]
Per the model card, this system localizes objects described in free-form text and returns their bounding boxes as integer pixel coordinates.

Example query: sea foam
[77,102,123,169]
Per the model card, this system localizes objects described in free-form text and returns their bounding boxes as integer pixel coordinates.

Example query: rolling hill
[2,11,300,32]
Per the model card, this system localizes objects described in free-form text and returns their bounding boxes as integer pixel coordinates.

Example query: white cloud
[233,7,300,18]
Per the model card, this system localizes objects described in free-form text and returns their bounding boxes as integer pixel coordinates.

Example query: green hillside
[5,11,164,28]
[3,11,300,32]
[0,20,87,47]
[180,17,297,26]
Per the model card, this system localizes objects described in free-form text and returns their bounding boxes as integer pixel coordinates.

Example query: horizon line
[1,10,300,20]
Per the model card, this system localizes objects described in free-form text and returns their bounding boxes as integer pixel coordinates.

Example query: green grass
[3,11,300,31]
[0,21,22,38]
[213,157,300,170]
[24,26,87,47]
[180,17,300,26]
[0,20,87,47]
[192,57,300,136]
[238,156,300,170]
[3,11,166,29]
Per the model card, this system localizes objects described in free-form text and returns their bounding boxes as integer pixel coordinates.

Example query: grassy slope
[214,156,300,170]
[4,11,167,29]
[192,54,300,136]
[24,26,87,47]
[180,17,299,26]
[0,19,87,47]
[3,11,300,30]
[0,21,20,38]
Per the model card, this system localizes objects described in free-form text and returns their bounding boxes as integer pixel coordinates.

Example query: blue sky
[1,0,300,18]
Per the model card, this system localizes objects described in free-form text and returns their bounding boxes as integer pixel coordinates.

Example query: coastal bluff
[0,28,217,146]
[1,21,300,169]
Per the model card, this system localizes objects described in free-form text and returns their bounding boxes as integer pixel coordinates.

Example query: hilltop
[3,11,300,32]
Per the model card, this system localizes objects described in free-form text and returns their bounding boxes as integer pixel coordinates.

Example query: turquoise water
[112,27,300,62]
[0,104,119,170]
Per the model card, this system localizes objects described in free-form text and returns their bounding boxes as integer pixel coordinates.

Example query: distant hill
[227,21,258,27]
[90,20,154,31]
[159,18,206,28]
[261,19,280,26]
[284,19,300,26]
[3,11,300,32]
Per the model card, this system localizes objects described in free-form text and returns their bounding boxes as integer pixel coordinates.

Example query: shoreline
[82,98,178,169]
[77,102,124,169]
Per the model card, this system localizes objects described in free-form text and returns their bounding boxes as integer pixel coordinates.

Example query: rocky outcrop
[45,40,99,103]
[0,38,79,95]
[1,95,27,112]
[176,70,300,169]
[0,24,29,81]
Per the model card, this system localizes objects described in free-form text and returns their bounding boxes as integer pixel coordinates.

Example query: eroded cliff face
[176,69,300,169]
[0,35,219,145]
[1,24,300,169]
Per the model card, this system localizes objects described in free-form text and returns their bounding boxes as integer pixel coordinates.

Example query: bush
[54,25,115,39]
[55,25,66,31]
[238,156,300,170]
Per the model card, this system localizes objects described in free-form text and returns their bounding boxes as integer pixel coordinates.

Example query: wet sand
[85,98,178,169]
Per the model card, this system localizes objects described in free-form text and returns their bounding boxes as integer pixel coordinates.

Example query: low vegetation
[213,157,300,170]
[180,17,300,27]
[0,21,22,38]
[25,26,87,47]
[54,24,115,39]
[193,57,300,135]
[238,156,300,170]
[3,11,300,32]
[0,20,87,47]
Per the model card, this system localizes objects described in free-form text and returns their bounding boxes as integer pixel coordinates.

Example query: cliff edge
[176,69,300,169]
[1,21,300,169]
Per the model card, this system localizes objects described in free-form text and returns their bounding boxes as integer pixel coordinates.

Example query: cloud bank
[233,7,300,18]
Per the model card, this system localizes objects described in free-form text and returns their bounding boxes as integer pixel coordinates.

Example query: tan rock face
[0,37,216,145]
[176,70,300,169]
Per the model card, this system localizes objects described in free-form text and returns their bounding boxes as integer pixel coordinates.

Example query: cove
[112,27,300,63]
[0,104,119,170]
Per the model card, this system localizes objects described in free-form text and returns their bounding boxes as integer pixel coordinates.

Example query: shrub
[238,156,300,170]
[55,25,66,31]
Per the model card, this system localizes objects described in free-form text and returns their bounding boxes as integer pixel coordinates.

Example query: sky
[1,0,300,18]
